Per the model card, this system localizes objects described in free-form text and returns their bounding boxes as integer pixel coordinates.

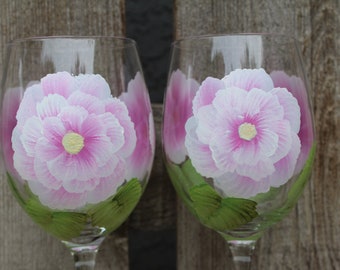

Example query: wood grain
[0,0,338,269]
[0,1,128,269]
[174,0,339,269]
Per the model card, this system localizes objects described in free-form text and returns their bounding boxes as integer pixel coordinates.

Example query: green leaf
[6,172,26,208]
[7,173,88,240]
[88,178,142,233]
[181,159,207,187]
[189,183,258,231]
[165,161,197,213]
[165,159,258,231]
[289,144,316,198]
[25,197,88,241]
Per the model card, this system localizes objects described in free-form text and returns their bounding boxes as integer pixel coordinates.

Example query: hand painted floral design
[270,71,314,174]
[1,87,22,180]
[119,72,155,181]
[11,71,138,209]
[185,68,302,198]
[163,70,199,164]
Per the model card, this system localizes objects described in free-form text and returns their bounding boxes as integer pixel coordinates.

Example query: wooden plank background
[174,0,340,269]
[0,0,339,269]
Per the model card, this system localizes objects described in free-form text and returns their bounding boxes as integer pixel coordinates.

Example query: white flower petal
[222,68,274,92]
[271,87,301,133]
[214,172,271,198]
[21,117,42,156]
[185,117,221,177]
[268,132,301,187]
[36,94,68,119]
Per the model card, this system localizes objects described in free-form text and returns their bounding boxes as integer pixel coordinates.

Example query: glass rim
[171,32,297,48]
[7,35,137,48]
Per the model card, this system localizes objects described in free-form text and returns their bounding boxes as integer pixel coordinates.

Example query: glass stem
[70,246,98,270]
[228,240,256,270]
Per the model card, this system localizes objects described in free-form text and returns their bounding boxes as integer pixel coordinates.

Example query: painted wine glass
[162,34,315,269]
[1,36,155,269]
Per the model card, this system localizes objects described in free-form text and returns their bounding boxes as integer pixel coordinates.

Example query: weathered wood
[174,0,339,269]
[0,1,128,269]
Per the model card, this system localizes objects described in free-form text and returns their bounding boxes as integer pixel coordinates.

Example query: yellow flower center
[238,123,257,141]
[62,132,85,154]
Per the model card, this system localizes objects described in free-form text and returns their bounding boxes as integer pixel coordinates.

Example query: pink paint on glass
[270,71,314,174]
[11,72,138,209]
[119,72,155,181]
[163,70,199,164]
[185,69,302,198]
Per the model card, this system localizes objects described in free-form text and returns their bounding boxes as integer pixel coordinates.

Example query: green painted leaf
[7,173,88,241]
[25,197,88,240]
[165,161,197,213]
[189,183,258,231]
[6,172,26,208]
[165,159,258,231]
[181,159,207,187]
[88,178,142,233]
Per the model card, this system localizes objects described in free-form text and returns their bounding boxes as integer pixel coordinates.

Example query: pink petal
[119,73,154,180]
[36,94,68,119]
[98,113,125,153]
[193,77,224,115]
[119,72,150,109]
[214,172,271,198]
[163,70,198,164]
[63,178,100,193]
[270,71,314,173]
[268,132,301,187]
[212,87,247,115]
[256,128,279,158]
[59,106,89,132]
[34,158,63,190]
[97,155,121,178]
[87,159,126,204]
[35,117,65,160]
[124,119,153,180]
[185,117,222,177]
[68,91,106,114]
[222,68,274,92]
[76,74,111,99]
[2,87,22,179]
[236,158,275,181]
[195,105,218,144]
[28,182,87,210]
[270,87,301,133]
[105,98,137,157]
[41,71,75,97]
[245,88,282,118]
[269,120,293,163]
[20,117,43,156]
[16,84,44,129]
[12,127,37,181]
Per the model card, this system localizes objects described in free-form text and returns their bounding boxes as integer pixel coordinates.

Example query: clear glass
[162,33,315,269]
[1,36,155,269]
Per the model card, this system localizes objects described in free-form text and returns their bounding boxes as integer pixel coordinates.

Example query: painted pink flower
[270,71,314,173]
[1,87,22,180]
[11,71,138,209]
[185,68,302,198]
[163,70,199,163]
[119,72,155,181]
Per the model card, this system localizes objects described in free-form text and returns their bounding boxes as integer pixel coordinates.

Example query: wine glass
[0,36,155,269]
[162,34,315,269]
